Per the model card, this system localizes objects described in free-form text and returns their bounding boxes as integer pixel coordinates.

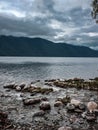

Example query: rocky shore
[0,77,98,130]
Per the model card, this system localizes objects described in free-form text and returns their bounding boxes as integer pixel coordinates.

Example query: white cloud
[83,32,98,37]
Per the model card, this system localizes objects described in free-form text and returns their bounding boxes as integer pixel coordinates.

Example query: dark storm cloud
[0,0,98,49]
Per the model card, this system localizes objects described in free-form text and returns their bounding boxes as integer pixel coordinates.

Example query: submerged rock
[39,101,51,110]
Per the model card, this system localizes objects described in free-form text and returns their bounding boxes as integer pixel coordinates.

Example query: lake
[0,57,98,86]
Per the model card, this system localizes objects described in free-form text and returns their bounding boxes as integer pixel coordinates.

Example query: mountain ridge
[0,35,98,57]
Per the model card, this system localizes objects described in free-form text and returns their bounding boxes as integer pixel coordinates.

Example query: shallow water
[0,57,98,87]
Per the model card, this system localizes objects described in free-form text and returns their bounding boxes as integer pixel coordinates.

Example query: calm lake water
[0,57,98,86]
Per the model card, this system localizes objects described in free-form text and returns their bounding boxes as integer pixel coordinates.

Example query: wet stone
[78,103,86,110]
[54,101,63,107]
[41,97,48,101]
[39,101,51,110]
[74,109,83,113]
[3,84,16,89]
[16,86,21,91]
[58,126,72,130]
[23,98,41,105]
[94,109,98,116]
[66,103,75,112]
[87,101,98,113]
[33,110,45,117]
[19,83,26,89]
[86,112,96,121]
[71,99,81,107]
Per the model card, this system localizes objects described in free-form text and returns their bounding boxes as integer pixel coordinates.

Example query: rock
[54,101,63,107]
[74,109,83,113]
[61,96,71,104]
[3,84,16,89]
[81,111,87,118]
[33,110,45,117]
[20,93,24,97]
[69,115,77,123]
[78,103,86,110]
[0,111,8,126]
[23,98,41,105]
[71,99,81,107]
[86,112,96,121]
[39,101,51,110]
[40,88,53,94]
[16,86,21,91]
[28,86,53,94]
[19,83,25,89]
[0,111,8,119]
[44,82,53,86]
[66,103,75,111]
[94,109,98,116]
[58,126,72,130]
[41,97,48,101]
[87,101,98,113]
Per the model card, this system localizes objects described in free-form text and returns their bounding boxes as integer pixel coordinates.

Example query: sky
[0,0,98,50]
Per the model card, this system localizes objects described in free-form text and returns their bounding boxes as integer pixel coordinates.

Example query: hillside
[0,35,98,57]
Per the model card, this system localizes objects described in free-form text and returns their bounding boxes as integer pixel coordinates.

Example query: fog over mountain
[0,0,98,50]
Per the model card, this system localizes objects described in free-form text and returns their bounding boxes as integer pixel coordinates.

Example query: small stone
[74,109,83,113]
[39,101,51,110]
[41,97,48,101]
[54,101,63,107]
[71,99,81,107]
[66,103,75,111]
[61,96,71,104]
[81,112,87,118]
[86,114,96,121]
[94,109,98,116]
[33,110,45,117]
[19,83,25,89]
[3,84,15,89]
[23,98,41,105]
[70,115,77,123]
[87,101,98,113]
[16,86,21,91]
[58,126,72,130]
[78,103,86,110]
[85,111,96,121]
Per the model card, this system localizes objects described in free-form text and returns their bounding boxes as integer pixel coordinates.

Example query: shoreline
[0,77,98,130]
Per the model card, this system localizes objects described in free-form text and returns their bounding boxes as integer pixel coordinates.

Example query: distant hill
[0,35,98,57]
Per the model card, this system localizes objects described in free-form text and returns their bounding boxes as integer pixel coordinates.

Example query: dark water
[0,57,98,86]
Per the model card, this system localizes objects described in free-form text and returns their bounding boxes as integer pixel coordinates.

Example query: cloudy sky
[0,0,98,49]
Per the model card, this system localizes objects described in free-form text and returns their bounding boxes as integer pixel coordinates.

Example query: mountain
[0,35,98,57]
